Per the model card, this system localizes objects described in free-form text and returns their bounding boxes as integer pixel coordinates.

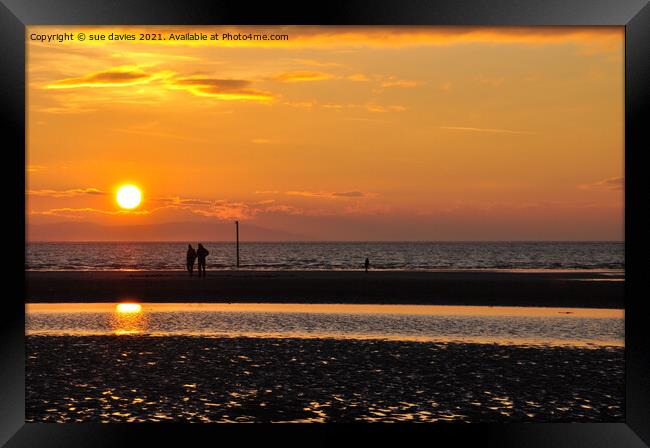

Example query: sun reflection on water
[112,303,147,335]
[116,303,142,313]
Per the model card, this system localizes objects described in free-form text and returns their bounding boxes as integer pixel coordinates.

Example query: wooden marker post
[236,220,240,268]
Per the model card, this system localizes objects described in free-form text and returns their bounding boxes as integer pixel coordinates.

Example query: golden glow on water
[116,303,142,313]
[25,302,624,347]
[26,302,624,319]
[22,329,624,348]
[112,303,146,335]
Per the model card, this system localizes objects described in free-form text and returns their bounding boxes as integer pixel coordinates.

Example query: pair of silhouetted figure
[187,243,209,277]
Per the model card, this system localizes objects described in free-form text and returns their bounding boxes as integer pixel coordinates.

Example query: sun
[116,185,142,209]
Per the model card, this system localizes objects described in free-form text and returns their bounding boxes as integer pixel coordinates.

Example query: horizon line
[26,240,625,244]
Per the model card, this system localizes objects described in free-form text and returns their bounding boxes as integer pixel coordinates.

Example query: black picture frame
[2,0,648,446]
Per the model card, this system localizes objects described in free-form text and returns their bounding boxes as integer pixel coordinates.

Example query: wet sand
[26,335,624,423]
[26,270,624,308]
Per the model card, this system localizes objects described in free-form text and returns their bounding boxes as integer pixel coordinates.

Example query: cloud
[192,201,253,220]
[289,58,343,68]
[347,73,371,82]
[283,101,317,109]
[286,190,375,199]
[43,65,273,104]
[366,104,406,113]
[168,76,273,102]
[271,71,334,82]
[110,51,199,62]
[140,195,280,220]
[32,26,620,54]
[27,188,106,198]
[321,104,346,110]
[30,196,255,221]
[32,105,98,114]
[26,165,46,173]
[275,27,622,53]
[380,76,420,88]
[45,66,160,89]
[439,126,534,135]
[149,196,219,207]
[578,177,624,191]
[331,191,369,198]
[321,102,405,113]
[30,207,150,218]
[263,204,304,215]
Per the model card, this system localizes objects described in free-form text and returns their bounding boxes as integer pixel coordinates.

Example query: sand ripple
[26,335,624,423]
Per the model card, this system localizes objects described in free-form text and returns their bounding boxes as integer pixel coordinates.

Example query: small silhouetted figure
[364,257,370,272]
[186,244,197,276]
[197,243,209,278]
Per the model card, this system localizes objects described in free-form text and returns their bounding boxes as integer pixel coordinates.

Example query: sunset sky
[26,26,624,241]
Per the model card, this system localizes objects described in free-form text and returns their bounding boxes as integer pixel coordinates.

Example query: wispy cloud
[151,196,214,207]
[45,66,162,89]
[45,67,273,103]
[30,207,151,218]
[32,105,98,114]
[26,165,46,173]
[332,191,371,198]
[286,190,375,199]
[271,71,334,82]
[440,126,534,135]
[380,76,420,88]
[30,197,254,221]
[322,102,405,113]
[289,58,343,68]
[578,177,624,191]
[32,26,621,54]
[167,76,273,102]
[347,73,372,82]
[366,104,406,113]
[27,188,107,198]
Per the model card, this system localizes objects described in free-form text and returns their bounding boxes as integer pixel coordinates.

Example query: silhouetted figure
[196,243,209,278]
[364,257,370,272]
[186,244,197,277]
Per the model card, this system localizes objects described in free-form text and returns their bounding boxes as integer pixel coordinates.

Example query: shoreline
[26,270,624,308]
[25,268,625,273]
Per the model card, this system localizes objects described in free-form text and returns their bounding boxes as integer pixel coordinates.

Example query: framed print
[1,0,649,446]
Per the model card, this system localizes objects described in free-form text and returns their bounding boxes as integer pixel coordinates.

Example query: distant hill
[27,221,307,242]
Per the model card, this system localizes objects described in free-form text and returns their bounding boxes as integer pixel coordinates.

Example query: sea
[26,303,625,422]
[25,241,624,271]
[26,242,625,422]
[26,303,624,348]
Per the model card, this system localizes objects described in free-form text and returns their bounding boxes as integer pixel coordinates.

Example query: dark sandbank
[26,335,624,423]
[26,270,624,308]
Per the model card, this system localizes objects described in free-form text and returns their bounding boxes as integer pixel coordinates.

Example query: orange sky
[26,26,624,241]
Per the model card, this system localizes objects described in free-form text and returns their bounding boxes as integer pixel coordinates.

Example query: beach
[26,270,624,308]
[25,270,625,423]
[25,335,624,423]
